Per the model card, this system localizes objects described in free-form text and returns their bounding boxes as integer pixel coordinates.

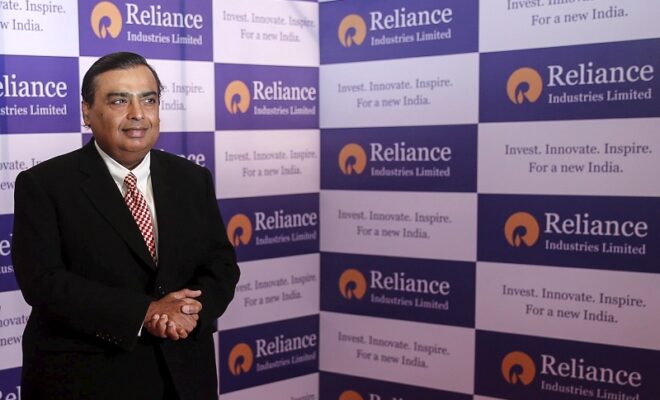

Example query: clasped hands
[143,288,202,341]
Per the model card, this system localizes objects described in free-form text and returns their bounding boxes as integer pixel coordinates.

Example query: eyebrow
[106,91,158,99]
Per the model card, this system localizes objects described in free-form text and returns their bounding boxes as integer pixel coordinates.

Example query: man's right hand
[143,289,202,340]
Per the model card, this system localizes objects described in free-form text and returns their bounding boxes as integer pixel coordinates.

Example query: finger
[181,298,202,307]
[166,321,179,341]
[170,288,202,300]
[175,316,194,332]
[180,288,202,298]
[157,315,169,338]
[181,302,202,315]
[177,315,197,332]
[144,313,159,325]
[157,324,167,338]
[153,313,167,330]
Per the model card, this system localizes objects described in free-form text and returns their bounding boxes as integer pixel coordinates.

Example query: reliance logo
[228,342,254,376]
[338,143,367,175]
[339,269,367,300]
[339,390,364,400]
[227,214,253,247]
[90,1,204,40]
[0,74,68,98]
[505,210,648,245]
[338,14,367,47]
[91,1,122,39]
[339,267,450,302]
[224,78,317,116]
[499,349,645,397]
[502,351,536,385]
[506,62,654,106]
[337,141,452,177]
[507,67,543,105]
[540,354,642,387]
[223,320,318,392]
[337,7,454,48]
[226,207,318,248]
[501,208,649,258]
[504,212,540,248]
[224,80,251,114]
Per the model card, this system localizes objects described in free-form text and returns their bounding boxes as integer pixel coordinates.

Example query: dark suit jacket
[12,140,240,400]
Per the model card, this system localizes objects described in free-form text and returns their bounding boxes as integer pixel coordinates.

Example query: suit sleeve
[12,170,153,351]
[186,168,240,335]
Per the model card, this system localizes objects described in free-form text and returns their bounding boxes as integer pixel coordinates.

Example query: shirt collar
[94,141,151,190]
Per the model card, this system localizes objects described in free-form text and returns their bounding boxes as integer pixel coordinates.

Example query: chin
[119,143,151,157]
[125,136,155,147]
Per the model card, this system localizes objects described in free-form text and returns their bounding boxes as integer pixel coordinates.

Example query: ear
[81,101,91,127]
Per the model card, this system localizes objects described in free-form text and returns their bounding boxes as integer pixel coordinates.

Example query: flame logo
[338,144,367,175]
[228,343,254,376]
[504,212,540,247]
[224,80,251,114]
[339,390,364,400]
[338,14,367,48]
[502,351,536,385]
[227,214,252,247]
[91,1,122,39]
[339,269,367,300]
[507,67,543,104]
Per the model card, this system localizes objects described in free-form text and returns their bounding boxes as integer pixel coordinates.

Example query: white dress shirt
[94,141,159,258]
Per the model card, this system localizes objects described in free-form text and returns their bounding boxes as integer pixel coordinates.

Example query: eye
[111,98,127,105]
[143,97,157,104]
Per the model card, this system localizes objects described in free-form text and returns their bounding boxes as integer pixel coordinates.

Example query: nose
[127,98,144,120]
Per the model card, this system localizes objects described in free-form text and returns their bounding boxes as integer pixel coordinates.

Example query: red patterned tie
[123,172,157,264]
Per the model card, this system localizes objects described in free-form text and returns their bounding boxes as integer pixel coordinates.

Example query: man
[12,52,240,399]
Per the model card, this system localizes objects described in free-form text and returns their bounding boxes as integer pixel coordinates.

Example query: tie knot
[124,172,137,189]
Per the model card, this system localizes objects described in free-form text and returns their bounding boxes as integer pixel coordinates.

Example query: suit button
[157,285,165,295]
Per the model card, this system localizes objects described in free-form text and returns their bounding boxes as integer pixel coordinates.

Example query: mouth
[122,127,149,138]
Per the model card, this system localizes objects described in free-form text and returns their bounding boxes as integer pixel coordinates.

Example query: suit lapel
[79,141,157,271]
[149,150,175,273]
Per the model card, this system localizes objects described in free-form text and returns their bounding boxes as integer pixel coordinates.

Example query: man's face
[82,65,160,169]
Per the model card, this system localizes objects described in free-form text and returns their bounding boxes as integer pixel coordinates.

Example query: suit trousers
[22,339,182,400]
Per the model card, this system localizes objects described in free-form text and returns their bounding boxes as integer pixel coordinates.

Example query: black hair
[81,52,163,105]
